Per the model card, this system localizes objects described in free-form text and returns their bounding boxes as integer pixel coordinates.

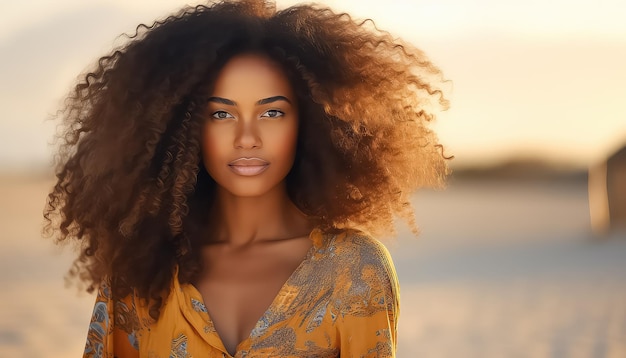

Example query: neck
[207,183,311,247]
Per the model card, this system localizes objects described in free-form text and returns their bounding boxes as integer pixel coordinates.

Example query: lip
[228,157,270,176]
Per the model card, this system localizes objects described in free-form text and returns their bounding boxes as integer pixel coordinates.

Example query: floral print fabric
[83,229,400,357]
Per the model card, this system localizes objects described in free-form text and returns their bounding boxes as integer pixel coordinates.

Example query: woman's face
[201,53,298,198]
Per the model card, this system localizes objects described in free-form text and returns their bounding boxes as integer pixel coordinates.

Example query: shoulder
[322,230,396,273]
[315,230,399,304]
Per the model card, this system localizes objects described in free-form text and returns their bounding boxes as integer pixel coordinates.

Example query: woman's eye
[261,109,284,118]
[211,111,233,120]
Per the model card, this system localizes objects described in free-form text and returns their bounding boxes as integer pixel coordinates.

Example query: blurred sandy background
[1,0,626,357]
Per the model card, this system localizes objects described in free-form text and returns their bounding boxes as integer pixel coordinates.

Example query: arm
[83,280,140,358]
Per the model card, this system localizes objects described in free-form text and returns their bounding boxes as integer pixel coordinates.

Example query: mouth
[228,157,270,176]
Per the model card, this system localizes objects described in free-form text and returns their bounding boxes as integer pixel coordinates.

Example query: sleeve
[338,239,400,357]
[83,280,140,358]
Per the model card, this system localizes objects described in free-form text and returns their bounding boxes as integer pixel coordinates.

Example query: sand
[0,175,624,358]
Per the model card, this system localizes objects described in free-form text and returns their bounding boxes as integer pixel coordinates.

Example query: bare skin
[195,183,313,355]
[194,53,313,356]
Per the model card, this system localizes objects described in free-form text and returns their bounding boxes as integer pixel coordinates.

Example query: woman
[44,0,449,356]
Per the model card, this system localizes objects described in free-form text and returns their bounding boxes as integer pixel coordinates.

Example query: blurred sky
[1,0,625,171]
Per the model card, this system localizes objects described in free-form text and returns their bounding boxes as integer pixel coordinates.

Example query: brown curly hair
[44,0,450,319]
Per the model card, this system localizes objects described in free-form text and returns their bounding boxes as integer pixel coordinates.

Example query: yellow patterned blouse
[83,229,400,357]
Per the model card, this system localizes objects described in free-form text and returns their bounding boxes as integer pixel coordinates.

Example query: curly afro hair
[45,0,450,319]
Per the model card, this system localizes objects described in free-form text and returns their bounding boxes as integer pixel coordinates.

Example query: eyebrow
[258,96,292,105]
[207,95,292,106]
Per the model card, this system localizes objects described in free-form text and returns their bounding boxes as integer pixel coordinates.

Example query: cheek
[266,123,298,159]
[278,128,298,152]
[201,126,228,165]
[263,120,298,149]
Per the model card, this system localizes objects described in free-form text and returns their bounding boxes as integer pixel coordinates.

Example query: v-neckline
[182,229,321,356]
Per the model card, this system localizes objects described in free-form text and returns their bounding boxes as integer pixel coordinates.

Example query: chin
[218,178,284,198]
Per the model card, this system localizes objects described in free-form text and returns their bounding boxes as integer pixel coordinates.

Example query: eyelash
[261,109,285,118]
[210,109,285,120]
[211,111,233,120]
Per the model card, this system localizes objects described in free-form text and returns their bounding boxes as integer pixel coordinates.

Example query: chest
[193,241,312,354]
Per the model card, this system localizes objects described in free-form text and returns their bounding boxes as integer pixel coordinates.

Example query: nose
[234,119,262,149]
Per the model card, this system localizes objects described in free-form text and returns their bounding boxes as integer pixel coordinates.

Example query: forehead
[210,53,294,100]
